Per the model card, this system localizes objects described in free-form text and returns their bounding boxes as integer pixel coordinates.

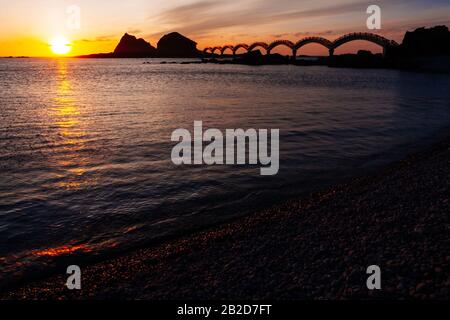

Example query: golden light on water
[49,60,96,190]
[33,244,93,257]
[50,36,72,55]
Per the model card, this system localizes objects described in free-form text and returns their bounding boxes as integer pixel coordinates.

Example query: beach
[2,138,448,300]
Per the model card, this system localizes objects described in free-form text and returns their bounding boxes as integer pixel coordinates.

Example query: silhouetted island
[157,32,199,58]
[77,32,200,58]
[387,25,450,72]
[113,33,156,58]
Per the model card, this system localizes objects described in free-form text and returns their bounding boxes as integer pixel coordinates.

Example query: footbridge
[203,33,399,58]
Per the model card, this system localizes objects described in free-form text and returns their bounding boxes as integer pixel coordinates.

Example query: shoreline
[3,56,450,74]
[1,138,449,300]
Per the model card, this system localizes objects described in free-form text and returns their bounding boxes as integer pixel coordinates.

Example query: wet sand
[2,139,449,300]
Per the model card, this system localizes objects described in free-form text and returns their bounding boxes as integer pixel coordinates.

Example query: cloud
[141,0,450,46]
[126,29,142,35]
[77,35,117,43]
[148,0,386,38]
[148,0,448,42]
[272,33,290,38]
[294,30,334,37]
[155,0,222,22]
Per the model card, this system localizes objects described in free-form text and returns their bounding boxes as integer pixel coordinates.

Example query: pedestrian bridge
[203,33,399,58]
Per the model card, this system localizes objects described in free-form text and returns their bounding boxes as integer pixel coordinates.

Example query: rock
[235,50,265,65]
[387,25,450,70]
[401,25,450,57]
[157,32,200,58]
[113,33,157,57]
[264,53,290,65]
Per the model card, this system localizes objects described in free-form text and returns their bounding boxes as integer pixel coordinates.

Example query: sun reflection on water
[50,60,94,190]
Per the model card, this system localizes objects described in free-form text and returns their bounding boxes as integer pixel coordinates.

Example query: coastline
[1,138,449,300]
[3,56,450,74]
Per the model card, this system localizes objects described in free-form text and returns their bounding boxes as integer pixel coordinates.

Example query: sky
[1,0,449,56]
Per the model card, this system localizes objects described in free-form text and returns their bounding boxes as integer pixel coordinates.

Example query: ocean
[1,58,449,284]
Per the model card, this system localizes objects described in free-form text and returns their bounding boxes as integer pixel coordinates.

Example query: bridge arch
[331,33,399,55]
[211,46,222,55]
[293,37,333,57]
[232,43,249,55]
[221,45,234,56]
[247,42,269,54]
[267,40,294,54]
[203,47,211,54]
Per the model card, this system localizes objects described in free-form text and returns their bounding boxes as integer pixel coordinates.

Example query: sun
[50,36,72,55]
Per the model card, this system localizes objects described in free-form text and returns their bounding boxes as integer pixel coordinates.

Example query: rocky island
[77,32,200,58]
[157,32,199,58]
[113,33,157,58]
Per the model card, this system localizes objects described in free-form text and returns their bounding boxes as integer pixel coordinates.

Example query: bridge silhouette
[203,32,399,58]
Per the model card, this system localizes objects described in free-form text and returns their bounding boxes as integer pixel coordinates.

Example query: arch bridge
[203,32,398,58]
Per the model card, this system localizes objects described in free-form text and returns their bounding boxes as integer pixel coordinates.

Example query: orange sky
[1,0,449,57]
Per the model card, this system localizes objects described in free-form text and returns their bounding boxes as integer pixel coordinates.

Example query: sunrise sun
[50,36,72,55]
